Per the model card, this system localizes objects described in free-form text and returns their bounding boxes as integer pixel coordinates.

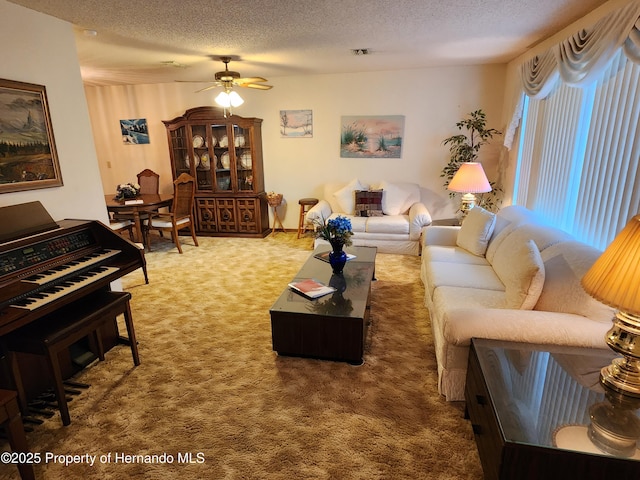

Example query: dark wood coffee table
[269,246,377,365]
[466,338,640,480]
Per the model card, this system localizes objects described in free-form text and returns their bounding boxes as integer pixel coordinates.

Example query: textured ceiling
[10,0,610,86]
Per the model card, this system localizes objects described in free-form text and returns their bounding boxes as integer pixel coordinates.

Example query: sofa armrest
[423,225,460,246]
[306,200,332,225]
[409,202,432,240]
[442,308,610,349]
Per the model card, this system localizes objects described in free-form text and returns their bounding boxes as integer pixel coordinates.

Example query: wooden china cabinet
[163,107,270,237]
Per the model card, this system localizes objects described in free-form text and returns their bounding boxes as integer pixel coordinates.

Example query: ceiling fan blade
[234,76,268,85]
[196,84,222,93]
[241,83,273,90]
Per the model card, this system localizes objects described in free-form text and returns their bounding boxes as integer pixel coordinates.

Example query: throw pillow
[333,178,363,214]
[535,241,614,320]
[456,207,497,256]
[379,181,410,215]
[492,239,546,309]
[355,190,384,217]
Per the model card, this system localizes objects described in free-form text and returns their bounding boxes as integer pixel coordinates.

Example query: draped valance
[505,1,640,149]
[520,0,640,99]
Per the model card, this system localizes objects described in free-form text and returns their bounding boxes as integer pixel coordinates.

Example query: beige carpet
[1,233,482,480]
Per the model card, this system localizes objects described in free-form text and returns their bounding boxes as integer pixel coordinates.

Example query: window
[515,49,640,250]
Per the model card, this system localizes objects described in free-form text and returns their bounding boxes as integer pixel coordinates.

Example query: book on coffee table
[313,251,356,263]
[288,278,336,299]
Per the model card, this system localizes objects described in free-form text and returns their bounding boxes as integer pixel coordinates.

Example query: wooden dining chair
[143,173,198,254]
[137,168,160,194]
[113,169,160,222]
[108,218,135,241]
[108,218,149,284]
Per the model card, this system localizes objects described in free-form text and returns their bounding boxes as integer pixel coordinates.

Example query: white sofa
[420,205,614,401]
[306,179,433,255]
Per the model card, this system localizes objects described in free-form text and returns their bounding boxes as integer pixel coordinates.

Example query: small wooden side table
[0,389,35,480]
[267,193,285,234]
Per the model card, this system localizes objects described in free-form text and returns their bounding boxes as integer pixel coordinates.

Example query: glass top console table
[465,338,640,480]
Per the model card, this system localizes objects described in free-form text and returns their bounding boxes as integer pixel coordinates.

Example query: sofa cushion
[492,239,545,309]
[328,213,367,233]
[365,215,410,235]
[535,241,613,322]
[425,261,504,297]
[486,205,548,263]
[355,189,383,217]
[433,286,507,324]
[333,178,364,214]
[423,245,490,266]
[456,207,496,256]
[379,181,410,215]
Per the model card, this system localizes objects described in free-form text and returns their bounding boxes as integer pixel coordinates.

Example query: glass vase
[328,240,347,274]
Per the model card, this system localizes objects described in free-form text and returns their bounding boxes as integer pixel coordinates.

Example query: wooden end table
[465,338,640,480]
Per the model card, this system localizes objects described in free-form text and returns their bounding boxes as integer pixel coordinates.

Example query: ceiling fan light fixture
[214,89,243,108]
[228,90,244,107]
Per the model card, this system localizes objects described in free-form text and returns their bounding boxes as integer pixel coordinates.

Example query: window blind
[515,49,640,250]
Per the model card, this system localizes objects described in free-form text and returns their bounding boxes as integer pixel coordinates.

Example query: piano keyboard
[11,266,119,310]
[22,249,120,285]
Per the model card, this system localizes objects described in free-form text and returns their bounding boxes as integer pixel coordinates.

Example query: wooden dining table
[105,193,173,243]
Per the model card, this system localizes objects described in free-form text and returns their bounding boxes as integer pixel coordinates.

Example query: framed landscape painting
[340,115,404,158]
[0,79,63,193]
[280,109,313,137]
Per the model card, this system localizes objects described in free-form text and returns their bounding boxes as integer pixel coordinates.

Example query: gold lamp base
[600,311,640,398]
[458,193,477,219]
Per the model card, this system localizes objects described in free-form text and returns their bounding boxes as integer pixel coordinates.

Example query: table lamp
[447,162,491,217]
[581,215,640,397]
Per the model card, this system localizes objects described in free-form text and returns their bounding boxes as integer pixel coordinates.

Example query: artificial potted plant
[440,109,502,212]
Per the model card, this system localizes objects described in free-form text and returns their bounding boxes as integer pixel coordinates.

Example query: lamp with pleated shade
[581,214,640,397]
[447,162,491,217]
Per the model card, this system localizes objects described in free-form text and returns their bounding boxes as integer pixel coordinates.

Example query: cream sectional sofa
[420,205,614,401]
[306,179,433,255]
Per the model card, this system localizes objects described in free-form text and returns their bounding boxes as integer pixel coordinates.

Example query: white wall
[86,64,506,228]
[0,0,108,224]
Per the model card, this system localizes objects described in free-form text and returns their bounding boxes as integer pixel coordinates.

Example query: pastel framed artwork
[340,115,404,158]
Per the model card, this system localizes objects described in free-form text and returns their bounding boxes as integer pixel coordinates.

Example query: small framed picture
[120,118,150,144]
[280,109,312,137]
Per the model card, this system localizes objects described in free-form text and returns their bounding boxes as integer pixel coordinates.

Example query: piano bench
[5,290,140,427]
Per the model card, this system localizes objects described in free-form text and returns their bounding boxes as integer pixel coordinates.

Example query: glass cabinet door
[211,123,231,192]
[190,124,212,191]
[169,126,189,178]
[233,124,254,191]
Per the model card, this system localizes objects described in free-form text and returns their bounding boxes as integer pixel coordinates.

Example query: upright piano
[0,201,146,398]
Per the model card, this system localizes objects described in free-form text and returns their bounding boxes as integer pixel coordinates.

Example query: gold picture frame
[0,78,63,193]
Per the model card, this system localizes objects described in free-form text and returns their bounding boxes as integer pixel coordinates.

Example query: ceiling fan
[192,57,273,93]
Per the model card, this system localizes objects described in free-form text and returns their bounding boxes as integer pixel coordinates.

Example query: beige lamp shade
[447,162,492,193]
[581,215,640,316]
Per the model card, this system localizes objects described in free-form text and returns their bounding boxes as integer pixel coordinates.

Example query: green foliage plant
[440,109,503,212]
